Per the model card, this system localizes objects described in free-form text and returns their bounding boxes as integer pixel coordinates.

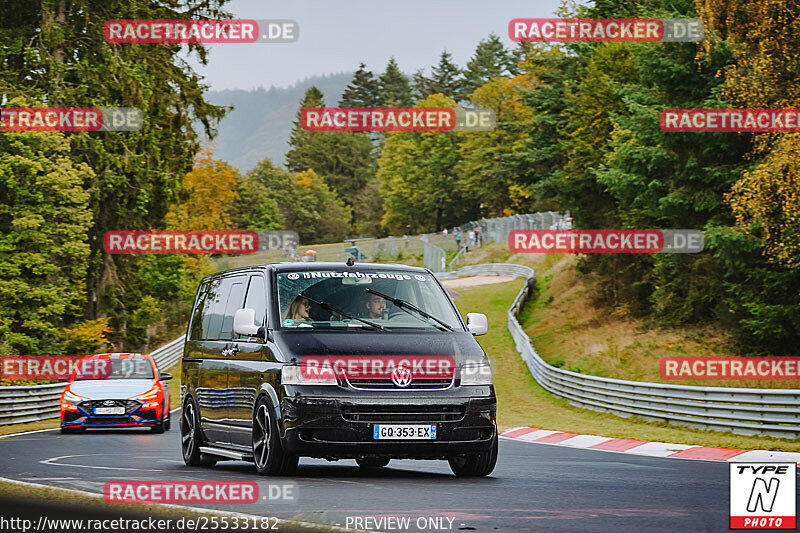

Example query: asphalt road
[0,418,747,533]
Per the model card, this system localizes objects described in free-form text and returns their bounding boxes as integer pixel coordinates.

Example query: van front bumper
[280,394,496,459]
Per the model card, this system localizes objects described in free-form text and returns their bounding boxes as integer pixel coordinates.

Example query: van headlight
[460,361,493,385]
[281,365,337,385]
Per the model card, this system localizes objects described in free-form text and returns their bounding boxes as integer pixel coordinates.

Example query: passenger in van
[363,293,386,319]
[286,296,312,322]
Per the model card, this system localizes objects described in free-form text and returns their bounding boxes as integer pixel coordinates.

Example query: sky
[187,0,566,91]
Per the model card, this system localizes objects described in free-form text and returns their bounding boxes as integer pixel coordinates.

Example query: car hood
[68,379,155,399]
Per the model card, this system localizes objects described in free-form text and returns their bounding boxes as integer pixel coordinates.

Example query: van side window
[203,276,244,340]
[219,277,247,340]
[189,278,220,340]
[243,275,267,328]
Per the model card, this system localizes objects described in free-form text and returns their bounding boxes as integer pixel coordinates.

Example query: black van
[180,262,497,477]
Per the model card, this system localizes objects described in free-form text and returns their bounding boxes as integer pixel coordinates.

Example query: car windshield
[73,353,155,380]
[276,269,462,331]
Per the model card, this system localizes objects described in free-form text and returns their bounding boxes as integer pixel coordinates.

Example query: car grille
[340,405,465,423]
[345,377,454,390]
[84,417,135,425]
[79,399,141,414]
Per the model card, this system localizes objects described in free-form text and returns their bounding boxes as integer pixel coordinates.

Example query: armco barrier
[436,263,800,439]
[0,335,186,426]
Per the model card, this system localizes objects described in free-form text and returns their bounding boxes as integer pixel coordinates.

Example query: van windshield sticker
[294,271,419,281]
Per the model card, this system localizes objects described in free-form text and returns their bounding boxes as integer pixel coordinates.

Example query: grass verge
[452,279,800,452]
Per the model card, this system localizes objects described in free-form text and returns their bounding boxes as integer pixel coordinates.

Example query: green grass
[452,279,800,452]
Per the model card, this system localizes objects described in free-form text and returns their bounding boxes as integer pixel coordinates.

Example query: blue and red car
[60,352,172,433]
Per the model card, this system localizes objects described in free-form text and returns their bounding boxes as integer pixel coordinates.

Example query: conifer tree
[339,62,380,107]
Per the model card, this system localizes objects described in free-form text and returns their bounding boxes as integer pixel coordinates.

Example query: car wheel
[60,426,84,434]
[252,396,297,475]
[181,398,216,467]
[448,432,498,477]
[151,420,165,434]
[164,409,171,431]
[356,457,390,469]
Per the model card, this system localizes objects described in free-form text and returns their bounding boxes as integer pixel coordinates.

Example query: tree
[230,176,284,231]
[378,94,473,233]
[287,87,377,234]
[378,57,413,107]
[0,0,231,349]
[247,160,351,243]
[286,86,326,172]
[506,42,535,75]
[413,51,465,101]
[454,74,537,217]
[698,0,800,268]
[463,33,509,95]
[165,148,240,231]
[0,116,94,354]
[339,63,380,108]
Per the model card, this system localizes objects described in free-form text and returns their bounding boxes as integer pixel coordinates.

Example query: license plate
[373,424,436,440]
[94,407,125,415]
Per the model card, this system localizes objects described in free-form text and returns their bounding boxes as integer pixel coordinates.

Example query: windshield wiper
[298,293,389,331]
[365,288,454,331]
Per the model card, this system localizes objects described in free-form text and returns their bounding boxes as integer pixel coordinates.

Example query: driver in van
[364,293,386,319]
[286,296,312,321]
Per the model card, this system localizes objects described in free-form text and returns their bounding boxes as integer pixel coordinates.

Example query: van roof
[207,261,431,279]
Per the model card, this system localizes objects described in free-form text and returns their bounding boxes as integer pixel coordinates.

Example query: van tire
[252,396,296,475]
[447,433,498,477]
[181,398,216,467]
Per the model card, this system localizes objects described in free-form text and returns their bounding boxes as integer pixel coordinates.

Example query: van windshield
[276,269,462,331]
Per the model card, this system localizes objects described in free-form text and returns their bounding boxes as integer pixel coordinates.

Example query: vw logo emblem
[103,400,116,406]
[287,273,300,280]
[390,366,412,388]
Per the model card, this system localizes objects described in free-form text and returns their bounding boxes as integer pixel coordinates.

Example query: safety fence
[218,211,572,273]
[0,335,186,426]
[437,263,800,439]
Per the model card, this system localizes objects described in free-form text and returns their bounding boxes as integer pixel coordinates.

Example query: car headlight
[281,365,337,385]
[460,361,493,386]
[63,390,86,403]
[134,387,159,401]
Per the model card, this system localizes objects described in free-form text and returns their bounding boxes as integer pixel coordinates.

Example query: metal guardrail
[0,335,187,426]
[441,263,800,439]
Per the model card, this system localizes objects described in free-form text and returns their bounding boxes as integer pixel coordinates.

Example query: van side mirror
[466,313,488,336]
[158,372,173,381]
[233,308,261,337]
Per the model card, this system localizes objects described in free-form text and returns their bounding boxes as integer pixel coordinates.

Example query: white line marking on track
[40,454,167,472]
[21,477,79,481]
